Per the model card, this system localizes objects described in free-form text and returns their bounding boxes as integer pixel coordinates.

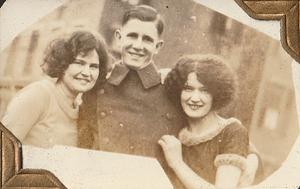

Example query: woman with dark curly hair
[2,30,108,148]
[158,54,259,188]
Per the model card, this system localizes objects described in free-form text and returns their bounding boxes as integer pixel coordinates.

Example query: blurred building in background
[0,0,298,179]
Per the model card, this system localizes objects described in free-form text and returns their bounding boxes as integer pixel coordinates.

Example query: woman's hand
[159,135,215,189]
[158,135,183,169]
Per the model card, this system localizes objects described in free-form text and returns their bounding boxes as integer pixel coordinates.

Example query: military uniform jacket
[78,62,185,176]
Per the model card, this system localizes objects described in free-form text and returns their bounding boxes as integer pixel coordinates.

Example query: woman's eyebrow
[74,59,85,62]
[183,84,192,87]
[74,59,99,64]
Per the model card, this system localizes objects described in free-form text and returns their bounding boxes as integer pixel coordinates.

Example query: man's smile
[128,51,145,58]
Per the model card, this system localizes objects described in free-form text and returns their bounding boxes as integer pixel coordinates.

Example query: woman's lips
[75,78,90,84]
[188,104,204,110]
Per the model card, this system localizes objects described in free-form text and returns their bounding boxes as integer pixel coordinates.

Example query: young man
[78,5,185,185]
[78,5,262,187]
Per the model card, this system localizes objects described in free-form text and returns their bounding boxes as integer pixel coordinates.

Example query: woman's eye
[183,86,193,91]
[73,61,85,66]
[199,87,208,92]
[90,64,99,69]
[199,88,209,94]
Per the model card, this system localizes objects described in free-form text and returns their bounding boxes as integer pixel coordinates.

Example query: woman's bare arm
[158,135,243,189]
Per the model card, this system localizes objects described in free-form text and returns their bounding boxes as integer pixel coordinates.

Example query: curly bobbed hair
[43,30,109,87]
[165,54,238,111]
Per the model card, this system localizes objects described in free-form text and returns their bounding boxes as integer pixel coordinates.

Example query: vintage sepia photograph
[1,0,299,188]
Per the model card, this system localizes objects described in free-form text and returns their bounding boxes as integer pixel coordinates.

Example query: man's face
[116,19,163,69]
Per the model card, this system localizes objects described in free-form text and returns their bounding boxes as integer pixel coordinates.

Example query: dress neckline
[43,79,79,119]
[178,117,241,146]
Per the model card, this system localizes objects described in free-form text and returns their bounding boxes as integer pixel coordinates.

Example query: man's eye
[127,33,138,38]
[143,36,154,43]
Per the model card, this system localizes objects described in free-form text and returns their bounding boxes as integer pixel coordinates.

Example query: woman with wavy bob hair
[159,54,260,188]
[165,54,237,113]
[2,30,108,148]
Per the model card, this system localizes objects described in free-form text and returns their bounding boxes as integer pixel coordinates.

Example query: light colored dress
[2,79,78,148]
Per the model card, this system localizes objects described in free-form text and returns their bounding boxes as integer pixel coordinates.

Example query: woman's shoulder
[221,117,248,136]
[13,79,55,102]
[219,117,249,153]
[3,79,56,122]
[25,78,55,89]
[217,117,249,158]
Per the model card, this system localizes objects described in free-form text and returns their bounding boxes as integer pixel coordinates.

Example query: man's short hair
[122,5,164,36]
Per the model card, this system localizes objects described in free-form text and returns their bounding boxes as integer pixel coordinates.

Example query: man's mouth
[128,51,144,58]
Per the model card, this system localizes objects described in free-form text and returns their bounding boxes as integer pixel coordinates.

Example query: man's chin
[124,61,145,70]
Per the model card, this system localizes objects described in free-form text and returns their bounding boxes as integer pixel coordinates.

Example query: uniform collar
[107,61,161,89]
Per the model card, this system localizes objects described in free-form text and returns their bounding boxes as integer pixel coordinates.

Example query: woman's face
[62,49,100,95]
[181,72,213,119]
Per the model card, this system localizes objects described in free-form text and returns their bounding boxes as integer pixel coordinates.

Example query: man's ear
[114,29,122,41]
[155,40,164,54]
[114,29,122,49]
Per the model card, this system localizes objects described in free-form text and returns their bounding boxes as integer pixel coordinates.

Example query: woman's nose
[81,65,91,76]
[190,91,202,103]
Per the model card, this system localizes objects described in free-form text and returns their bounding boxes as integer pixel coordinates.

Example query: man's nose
[132,38,143,50]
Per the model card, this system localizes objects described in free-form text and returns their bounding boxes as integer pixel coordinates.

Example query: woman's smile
[74,77,91,84]
[187,103,204,111]
[181,72,213,119]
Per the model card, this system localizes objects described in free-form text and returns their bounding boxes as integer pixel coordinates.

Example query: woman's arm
[1,82,49,140]
[158,135,211,189]
[170,157,215,189]
[172,162,242,189]
[159,135,243,189]
[215,164,241,189]
[239,153,259,186]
